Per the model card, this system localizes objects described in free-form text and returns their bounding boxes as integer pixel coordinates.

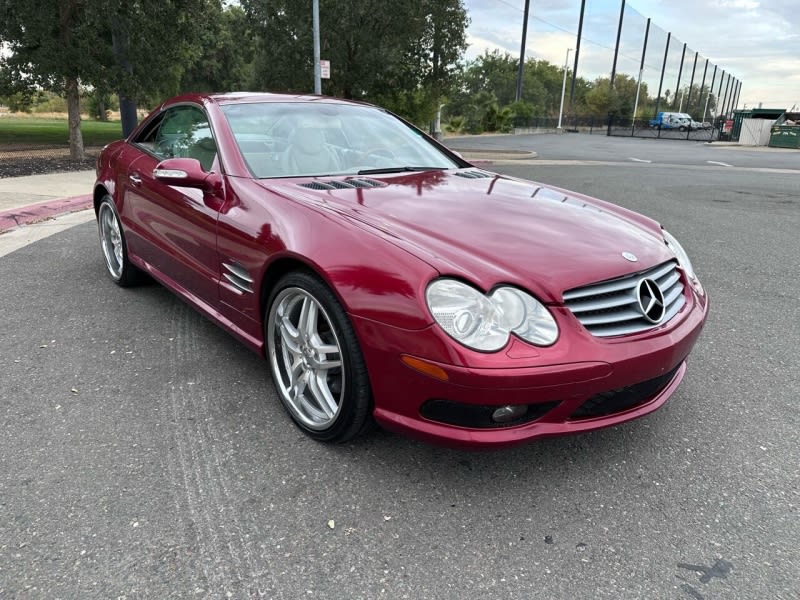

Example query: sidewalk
[0,170,95,232]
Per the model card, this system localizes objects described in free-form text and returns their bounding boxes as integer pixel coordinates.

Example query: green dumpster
[769,126,800,148]
[769,112,800,148]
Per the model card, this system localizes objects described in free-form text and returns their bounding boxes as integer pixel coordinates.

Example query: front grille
[563,260,686,337]
[298,177,386,191]
[569,365,680,420]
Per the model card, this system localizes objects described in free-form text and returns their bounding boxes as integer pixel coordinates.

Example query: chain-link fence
[475,0,741,140]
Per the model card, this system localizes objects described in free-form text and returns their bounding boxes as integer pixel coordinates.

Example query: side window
[135,106,218,172]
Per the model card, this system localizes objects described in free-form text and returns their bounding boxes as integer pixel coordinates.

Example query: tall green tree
[242,0,468,124]
[95,0,211,135]
[1,0,101,158]
[456,51,519,108]
[387,0,469,125]
[180,3,255,93]
[583,74,645,119]
[448,51,590,121]
[0,0,213,155]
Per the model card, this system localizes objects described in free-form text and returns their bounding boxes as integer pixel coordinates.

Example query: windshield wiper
[356,166,445,175]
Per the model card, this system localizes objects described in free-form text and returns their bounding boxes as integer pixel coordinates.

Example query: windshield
[220,101,460,179]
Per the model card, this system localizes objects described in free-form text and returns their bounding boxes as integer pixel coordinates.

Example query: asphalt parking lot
[1,138,798,599]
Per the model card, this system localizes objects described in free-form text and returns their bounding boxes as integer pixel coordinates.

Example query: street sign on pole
[320,60,330,79]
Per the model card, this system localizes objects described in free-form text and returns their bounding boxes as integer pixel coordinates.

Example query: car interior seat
[187,137,217,172]
[282,127,342,175]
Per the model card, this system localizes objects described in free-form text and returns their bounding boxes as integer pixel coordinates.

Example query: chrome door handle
[129,173,142,186]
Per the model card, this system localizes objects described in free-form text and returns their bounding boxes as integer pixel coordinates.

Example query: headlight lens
[491,287,560,346]
[425,279,509,351]
[663,229,696,281]
[426,279,559,352]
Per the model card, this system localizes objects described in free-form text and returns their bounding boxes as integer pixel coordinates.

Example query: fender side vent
[222,262,254,294]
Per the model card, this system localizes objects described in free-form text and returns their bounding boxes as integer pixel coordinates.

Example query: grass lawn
[0,116,125,146]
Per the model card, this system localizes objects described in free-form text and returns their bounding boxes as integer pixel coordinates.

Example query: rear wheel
[97,195,144,286]
[266,271,372,442]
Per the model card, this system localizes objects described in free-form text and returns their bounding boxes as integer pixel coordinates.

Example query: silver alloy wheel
[99,202,123,279]
[268,287,345,430]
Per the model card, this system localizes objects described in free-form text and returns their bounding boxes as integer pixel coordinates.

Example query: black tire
[265,271,373,442]
[97,195,144,287]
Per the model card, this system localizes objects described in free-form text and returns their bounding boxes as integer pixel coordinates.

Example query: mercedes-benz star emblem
[637,278,665,324]
[622,251,638,262]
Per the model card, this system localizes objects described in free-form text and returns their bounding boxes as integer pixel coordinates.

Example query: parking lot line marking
[629,157,652,163]
[707,160,734,167]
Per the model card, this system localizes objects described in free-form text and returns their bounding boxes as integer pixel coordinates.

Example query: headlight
[426,279,559,352]
[662,229,697,281]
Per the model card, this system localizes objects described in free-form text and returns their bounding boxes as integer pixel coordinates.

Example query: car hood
[257,170,673,303]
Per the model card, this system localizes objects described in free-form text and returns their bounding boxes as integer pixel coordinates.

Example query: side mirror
[153,158,221,194]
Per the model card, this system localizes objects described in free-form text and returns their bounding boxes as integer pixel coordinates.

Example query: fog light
[491,404,528,423]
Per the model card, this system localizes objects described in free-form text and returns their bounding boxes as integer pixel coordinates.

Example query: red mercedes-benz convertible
[93,92,708,448]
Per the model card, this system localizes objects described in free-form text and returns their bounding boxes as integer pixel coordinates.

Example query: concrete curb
[0,194,93,233]
[460,149,537,160]
[460,150,538,165]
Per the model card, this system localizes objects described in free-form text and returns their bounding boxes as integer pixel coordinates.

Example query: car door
[123,105,223,308]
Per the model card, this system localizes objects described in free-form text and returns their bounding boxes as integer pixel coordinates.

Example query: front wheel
[97,195,144,286]
[266,271,372,442]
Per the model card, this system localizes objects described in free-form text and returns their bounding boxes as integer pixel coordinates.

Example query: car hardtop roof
[210,91,370,107]
[158,92,380,114]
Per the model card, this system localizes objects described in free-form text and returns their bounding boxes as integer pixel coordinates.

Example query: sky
[464,0,799,110]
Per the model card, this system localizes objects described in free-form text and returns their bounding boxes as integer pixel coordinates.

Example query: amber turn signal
[401,355,449,382]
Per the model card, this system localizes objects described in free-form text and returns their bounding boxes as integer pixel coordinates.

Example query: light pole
[632,17,651,134]
[515,0,531,102]
[632,65,645,133]
[557,48,573,130]
[312,0,321,94]
[703,93,714,123]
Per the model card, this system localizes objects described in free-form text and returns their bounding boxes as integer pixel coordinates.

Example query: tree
[680,83,715,119]
[1,0,102,158]
[0,68,42,112]
[582,74,644,119]
[523,59,567,115]
[404,0,470,125]
[243,0,468,124]
[87,88,119,121]
[180,4,255,93]
[447,51,593,125]
[96,0,212,135]
[1,0,215,154]
[457,50,519,108]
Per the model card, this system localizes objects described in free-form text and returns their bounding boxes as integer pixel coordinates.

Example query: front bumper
[352,284,708,449]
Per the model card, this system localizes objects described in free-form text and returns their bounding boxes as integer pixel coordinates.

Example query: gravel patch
[0,156,97,178]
